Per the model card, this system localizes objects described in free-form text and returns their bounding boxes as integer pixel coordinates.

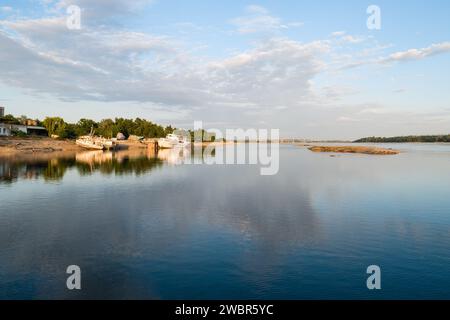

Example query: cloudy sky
[0,0,449,139]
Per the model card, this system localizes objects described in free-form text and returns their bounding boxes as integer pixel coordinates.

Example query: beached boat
[76,127,117,150]
[158,134,191,149]
[76,135,117,150]
[76,136,105,150]
[102,138,117,150]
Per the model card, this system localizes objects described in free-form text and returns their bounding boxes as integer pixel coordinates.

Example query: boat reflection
[0,145,221,184]
[0,150,161,184]
[157,147,191,165]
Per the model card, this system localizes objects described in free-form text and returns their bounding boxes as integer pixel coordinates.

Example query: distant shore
[354,134,450,143]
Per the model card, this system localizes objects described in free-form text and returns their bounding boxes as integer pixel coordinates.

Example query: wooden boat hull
[76,140,105,150]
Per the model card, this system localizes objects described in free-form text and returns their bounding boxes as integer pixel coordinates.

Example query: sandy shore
[307,145,399,155]
[0,137,82,155]
[0,137,150,156]
[0,137,239,156]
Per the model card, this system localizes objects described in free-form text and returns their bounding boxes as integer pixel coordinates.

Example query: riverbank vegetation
[1,114,175,139]
[0,114,36,125]
[43,117,175,139]
[354,135,450,143]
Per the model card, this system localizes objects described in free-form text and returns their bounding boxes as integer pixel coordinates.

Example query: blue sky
[0,0,449,139]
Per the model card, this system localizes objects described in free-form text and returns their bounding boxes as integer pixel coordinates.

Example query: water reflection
[74,149,165,177]
[0,146,225,184]
[1,144,450,299]
[0,148,175,184]
[0,156,75,183]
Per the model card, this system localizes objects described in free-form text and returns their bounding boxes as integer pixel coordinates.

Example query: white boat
[76,136,105,150]
[102,138,117,149]
[76,135,117,150]
[76,127,117,150]
[158,134,191,149]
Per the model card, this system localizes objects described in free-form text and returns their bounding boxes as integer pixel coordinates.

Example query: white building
[0,107,47,136]
[0,123,11,136]
[0,124,47,137]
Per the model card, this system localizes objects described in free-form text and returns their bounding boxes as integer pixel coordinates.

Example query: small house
[0,123,11,136]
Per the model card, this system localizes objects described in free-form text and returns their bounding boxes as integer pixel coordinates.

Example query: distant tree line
[0,114,40,125]
[44,117,175,139]
[354,135,450,143]
[1,114,174,139]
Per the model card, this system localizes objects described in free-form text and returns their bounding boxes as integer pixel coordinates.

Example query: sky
[0,0,449,139]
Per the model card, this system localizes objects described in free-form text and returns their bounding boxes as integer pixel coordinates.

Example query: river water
[0,143,449,299]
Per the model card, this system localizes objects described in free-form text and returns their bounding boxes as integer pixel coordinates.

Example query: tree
[76,118,97,136]
[43,117,66,137]
[114,118,135,137]
[97,119,116,138]
[56,123,77,139]
[0,114,20,124]
[19,115,28,125]
[354,135,450,143]
[164,125,175,136]
[5,114,176,139]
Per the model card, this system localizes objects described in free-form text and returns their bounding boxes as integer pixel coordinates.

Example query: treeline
[0,114,174,139]
[354,135,450,143]
[0,114,39,125]
[44,117,175,139]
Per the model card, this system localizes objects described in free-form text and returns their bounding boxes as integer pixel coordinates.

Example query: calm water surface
[0,144,449,299]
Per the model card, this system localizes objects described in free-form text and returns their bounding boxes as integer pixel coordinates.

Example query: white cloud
[54,0,154,22]
[341,35,364,44]
[337,116,359,122]
[0,16,328,115]
[206,38,329,107]
[0,6,13,13]
[245,5,269,15]
[287,22,304,28]
[382,42,450,63]
[0,19,204,105]
[230,5,303,35]
[319,86,357,101]
[336,41,450,70]
[331,31,346,37]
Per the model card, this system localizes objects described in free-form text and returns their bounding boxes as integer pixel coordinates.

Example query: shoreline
[1,137,440,157]
[0,137,149,156]
[0,137,237,156]
[0,137,82,155]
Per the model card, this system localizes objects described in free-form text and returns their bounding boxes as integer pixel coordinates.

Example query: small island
[308,145,399,155]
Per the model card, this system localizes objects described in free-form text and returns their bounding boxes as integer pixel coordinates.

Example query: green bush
[11,129,27,137]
